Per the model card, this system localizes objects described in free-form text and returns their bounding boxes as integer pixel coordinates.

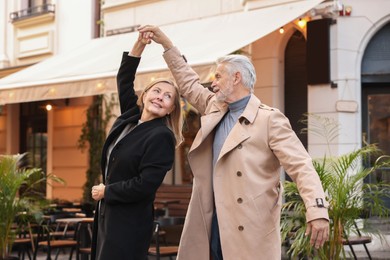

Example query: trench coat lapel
[190,103,228,152]
[100,113,140,182]
[217,123,249,161]
[217,94,259,163]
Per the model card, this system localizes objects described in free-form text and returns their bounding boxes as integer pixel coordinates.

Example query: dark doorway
[284,30,308,148]
[284,30,308,182]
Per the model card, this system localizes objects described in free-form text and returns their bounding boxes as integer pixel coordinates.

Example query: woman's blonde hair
[137,78,184,147]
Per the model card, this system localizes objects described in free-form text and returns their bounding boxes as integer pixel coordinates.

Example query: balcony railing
[10,4,55,22]
[106,25,140,36]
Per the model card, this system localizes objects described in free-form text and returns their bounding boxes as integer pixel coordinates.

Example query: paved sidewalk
[17,246,389,260]
[10,228,389,259]
[33,250,176,260]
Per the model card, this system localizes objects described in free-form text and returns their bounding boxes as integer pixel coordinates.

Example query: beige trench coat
[163,47,329,260]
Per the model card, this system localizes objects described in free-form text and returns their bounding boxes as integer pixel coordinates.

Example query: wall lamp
[298,18,306,28]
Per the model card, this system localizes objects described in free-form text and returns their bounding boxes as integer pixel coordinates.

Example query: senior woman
[90,32,183,260]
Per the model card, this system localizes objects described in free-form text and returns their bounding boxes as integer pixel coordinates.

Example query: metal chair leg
[363,243,372,260]
[347,242,358,260]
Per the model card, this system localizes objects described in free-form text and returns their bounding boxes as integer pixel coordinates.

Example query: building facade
[0,0,389,204]
[0,0,97,200]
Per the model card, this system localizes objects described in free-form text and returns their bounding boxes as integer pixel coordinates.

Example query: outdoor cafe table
[154,199,180,217]
[55,217,94,237]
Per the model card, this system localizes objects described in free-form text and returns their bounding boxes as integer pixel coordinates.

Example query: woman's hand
[91,183,105,201]
[130,31,152,57]
[138,25,174,51]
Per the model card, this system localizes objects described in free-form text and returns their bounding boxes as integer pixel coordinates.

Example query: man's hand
[305,218,329,249]
[138,25,174,51]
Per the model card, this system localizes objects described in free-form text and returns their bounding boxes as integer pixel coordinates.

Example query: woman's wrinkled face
[141,82,176,121]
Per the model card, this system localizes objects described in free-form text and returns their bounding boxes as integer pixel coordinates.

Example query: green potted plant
[281,114,390,259]
[0,153,64,259]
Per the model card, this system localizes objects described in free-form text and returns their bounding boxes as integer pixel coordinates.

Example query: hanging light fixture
[298,18,306,28]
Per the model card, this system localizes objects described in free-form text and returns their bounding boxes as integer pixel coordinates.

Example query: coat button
[236,171,242,177]
[237,144,242,149]
[244,120,250,125]
[237,198,243,203]
[238,225,244,231]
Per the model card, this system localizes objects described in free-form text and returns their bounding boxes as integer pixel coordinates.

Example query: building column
[0,0,10,69]
[6,104,19,154]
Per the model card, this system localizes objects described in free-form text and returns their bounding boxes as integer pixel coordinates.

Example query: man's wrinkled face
[211,64,235,103]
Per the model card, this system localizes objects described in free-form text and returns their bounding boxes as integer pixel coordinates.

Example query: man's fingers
[305,224,311,237]
[138,26,161,39]
[138,25,155,32]
[309,229,318,247]
[310,227,329,248]
[306,219,330,249]
[306,223,324,248]
[138,25,154,34]
[306,224,319,247]
[319,229,328,247]
[312,230,322,248]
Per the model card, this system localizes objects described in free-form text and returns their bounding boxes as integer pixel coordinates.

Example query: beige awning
[0,0,323,105]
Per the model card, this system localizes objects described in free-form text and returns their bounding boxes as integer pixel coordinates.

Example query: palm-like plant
[281,114,390,259]
[0,153,64,259]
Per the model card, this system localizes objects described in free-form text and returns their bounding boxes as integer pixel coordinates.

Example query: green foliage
[0,153,64,259]
[78,94,117,204]
[281,114,390,259]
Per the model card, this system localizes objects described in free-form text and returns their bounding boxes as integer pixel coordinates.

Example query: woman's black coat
[91,53,175,260]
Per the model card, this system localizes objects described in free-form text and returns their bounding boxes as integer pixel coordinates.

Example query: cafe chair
[75,219,93,260]
[342,220,372,260]
[12,222,34,260]
[148,217,185,260]
[11,214,38,260]
[32,219,77,260]
[13,236,33,260]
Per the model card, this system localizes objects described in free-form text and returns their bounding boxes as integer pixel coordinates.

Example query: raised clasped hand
[138,25,173,51]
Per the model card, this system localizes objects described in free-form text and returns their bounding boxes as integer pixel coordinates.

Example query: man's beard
[217,85,235,103]
[216,89,227,102]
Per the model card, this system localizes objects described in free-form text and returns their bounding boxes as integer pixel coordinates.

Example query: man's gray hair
[216,54,256,92]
